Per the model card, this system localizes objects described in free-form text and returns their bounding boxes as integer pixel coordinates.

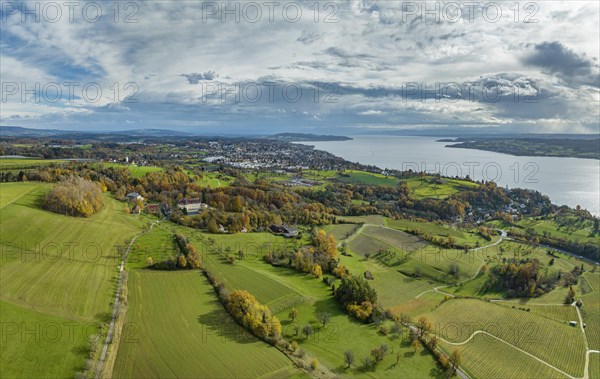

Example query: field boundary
[95,217,163,379]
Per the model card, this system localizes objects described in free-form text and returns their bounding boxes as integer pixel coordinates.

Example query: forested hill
[442,137,600,159]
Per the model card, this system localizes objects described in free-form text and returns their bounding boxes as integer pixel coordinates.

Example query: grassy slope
[0,182,147,378]
[426,299,586,377]
[112,270,297,379]
[0,301,92,379]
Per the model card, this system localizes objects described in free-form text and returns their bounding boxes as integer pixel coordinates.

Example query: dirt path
[95,217,163,379]
[415,230,507,298]
[438,330,576,379]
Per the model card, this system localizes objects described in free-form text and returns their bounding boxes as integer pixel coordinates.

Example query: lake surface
[296,136,600,215]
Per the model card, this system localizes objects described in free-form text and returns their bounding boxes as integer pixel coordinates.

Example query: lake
[296,136,600,215]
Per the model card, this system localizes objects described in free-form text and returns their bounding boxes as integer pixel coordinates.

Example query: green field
[386,218,494,247]
[0,182,147,378]
[0,158,66,170]
[442,333,566,379]
[101,163,164,178]
[404,177,479,200]
[112,270,298,378]
[121,224,441,378]
[335,170,400,187]
[323,223,360,242]
[0,301,94,379]
[426,298,586,377]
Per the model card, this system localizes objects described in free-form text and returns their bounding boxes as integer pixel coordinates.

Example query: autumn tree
[416,316,432,337]
[288,308,298,322]
[43,177,103,217]
[449,349,462,375]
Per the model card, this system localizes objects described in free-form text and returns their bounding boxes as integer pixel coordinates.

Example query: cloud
[522,41,599,87]
[180,71,219,84]
[0,1,598,134]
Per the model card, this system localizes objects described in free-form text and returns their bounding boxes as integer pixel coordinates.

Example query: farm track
[414,230,507,299]
[95,217,164,379]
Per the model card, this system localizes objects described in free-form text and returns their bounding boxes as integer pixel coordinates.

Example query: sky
[1,0,599,135]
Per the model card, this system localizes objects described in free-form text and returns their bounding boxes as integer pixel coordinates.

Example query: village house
[269,224,299,238]
[126,192,144,202]
[177,198,209,214]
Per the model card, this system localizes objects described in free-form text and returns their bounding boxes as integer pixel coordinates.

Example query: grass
[403,177,479,200]
[589,352,600,379]
[323,224,360,242]
[386,218,493,247]
[0,300,96,379]
[112,270,298,378]
[335,170,400,187]
[101,163,163,178]
[441,333,566,379]
[194,171,235,188]
[0,182,147,378]
[0,158,66,170]
[187,226,440,377]
[426,298,586,377]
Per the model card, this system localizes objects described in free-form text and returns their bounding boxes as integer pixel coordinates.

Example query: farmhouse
[177,198,209,214]
[269,224,299,238]
[145,204,160,215]
[126,192,144,202]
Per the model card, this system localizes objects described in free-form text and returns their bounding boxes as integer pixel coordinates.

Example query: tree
[565,286,576,304]
[288,308,298,322]
[317,311,331,327]
[344,350,355,368]
[449,263,460,279]
[145,257,154,267]
[371,346,385,362]
[207,218,219,233]
[411,339,421,353]
[43,177,103,217]
[427,336,439,350]
[400,313,412,325]
[449,349,462,375]
[416,316,432,337]
[312,263,323,279]
[302,325,314,339]
[310,358,319,370]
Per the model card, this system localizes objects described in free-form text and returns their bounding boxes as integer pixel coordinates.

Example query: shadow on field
[195,287,257,345]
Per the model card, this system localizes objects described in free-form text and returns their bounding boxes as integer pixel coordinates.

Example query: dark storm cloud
[523,41,599,87]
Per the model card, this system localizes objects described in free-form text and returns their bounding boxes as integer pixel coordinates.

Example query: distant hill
[0,126,194,138]
[267,133,352,142]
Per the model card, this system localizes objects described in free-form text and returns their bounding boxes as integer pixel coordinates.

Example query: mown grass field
[426,298,586,377]
[334,170,400,187]
[386,218,494,247]
[403,177,479,200]
[323,223,360,242]
[0,158,66,170]
[101,163,164,178]
[112,270,299,378]
[0,182,148,378]
[0,301,94,379]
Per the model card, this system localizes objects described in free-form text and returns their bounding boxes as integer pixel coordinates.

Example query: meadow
[100,163,164,178]
[112,270,299,378]
[0,182,147,378]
